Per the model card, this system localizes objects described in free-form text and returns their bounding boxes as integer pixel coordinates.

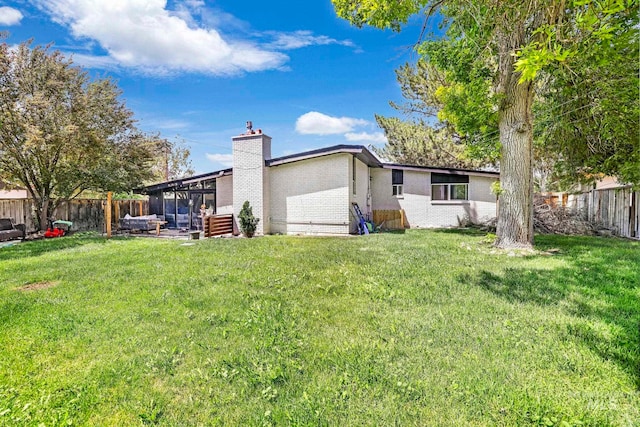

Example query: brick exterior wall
[371,168,497,228]
[269,154,351,235]
[215,175,233,214]
[232,133,271,235]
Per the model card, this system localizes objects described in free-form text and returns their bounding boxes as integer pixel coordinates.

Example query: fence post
[106,192,112,238]
[114,202,120,226]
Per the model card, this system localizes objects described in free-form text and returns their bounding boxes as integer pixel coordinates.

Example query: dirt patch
[17,281,57,291]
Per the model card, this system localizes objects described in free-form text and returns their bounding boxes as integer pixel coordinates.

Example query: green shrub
[238,200,259,237]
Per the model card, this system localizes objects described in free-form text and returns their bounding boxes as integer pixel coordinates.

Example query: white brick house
[142,129,499,235]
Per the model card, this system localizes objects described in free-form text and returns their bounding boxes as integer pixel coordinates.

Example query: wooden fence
[0,198,148,233]
[585,186,638,239]
[0,199,33,230]
[372,209,406,230]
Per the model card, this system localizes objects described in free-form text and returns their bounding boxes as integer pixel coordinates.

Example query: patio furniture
[0,218,25,242]
[118,214,166,234]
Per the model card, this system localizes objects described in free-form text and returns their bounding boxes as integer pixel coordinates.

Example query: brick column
[232,132,271,235]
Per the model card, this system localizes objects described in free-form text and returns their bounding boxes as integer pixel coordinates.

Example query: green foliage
[374,116,487,169]
[514,0,635,84]
[490,181,503,197]
[389,59,446,119]
[534,3,639,187]
[416,38,500,161]
[332,0,428,31]
[375,57,497,168]
[0,231,638,424]
[112,192,146,201]
[0,42,156,229]
[146,135,195,184]
[238,200,259,237]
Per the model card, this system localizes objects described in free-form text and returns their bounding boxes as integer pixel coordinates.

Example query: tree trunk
[37,198,50,232]
[495,76,535,249]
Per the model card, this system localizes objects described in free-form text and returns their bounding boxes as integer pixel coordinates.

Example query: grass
[0,230,638,426]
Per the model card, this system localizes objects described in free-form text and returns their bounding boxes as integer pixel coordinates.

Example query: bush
[238,201,260,238]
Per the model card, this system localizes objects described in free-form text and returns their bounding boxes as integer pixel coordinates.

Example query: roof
[138,144,499,193]
[267,144,382,167]
[138,168,232,193]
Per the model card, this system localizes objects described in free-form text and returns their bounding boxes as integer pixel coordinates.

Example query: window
[202,179,216,189]
[431,173,469,201]
[392,169,403,196]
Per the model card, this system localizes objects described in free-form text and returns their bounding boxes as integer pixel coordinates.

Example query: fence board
[373,209,405,230]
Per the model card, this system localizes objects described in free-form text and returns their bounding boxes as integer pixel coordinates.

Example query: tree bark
[37,197,50,232]
[495,76,535,249]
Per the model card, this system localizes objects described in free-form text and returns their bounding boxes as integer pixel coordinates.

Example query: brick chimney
[232,122,271,235]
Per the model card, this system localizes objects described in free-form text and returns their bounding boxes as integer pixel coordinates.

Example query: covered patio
[137,168,231,230]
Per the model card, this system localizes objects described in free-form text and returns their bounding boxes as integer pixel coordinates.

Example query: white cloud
[68,53,120,70]
[265,31,355,50]
[0,7,23,25]
[345,131,387,144]
[206,153,233,167]
[141,117,191,131]
[32,1,355,76]
[34,0,288,75]
[296,112,369,135]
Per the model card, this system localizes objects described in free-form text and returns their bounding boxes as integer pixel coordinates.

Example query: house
[139,127,499,235]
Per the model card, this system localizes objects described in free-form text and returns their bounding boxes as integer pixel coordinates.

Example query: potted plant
[238,201,259,238]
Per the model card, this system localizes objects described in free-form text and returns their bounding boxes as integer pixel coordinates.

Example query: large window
[163,192,176,228]
[392,169,403,196]
[431,173,469,201]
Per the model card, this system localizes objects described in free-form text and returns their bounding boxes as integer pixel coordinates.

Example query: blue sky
[1,1,431,174]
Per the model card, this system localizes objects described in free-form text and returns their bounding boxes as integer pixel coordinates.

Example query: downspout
[367,167,372,218]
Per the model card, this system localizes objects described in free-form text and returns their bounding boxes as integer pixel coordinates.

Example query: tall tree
[333,0,636,248]
[374,116,487,169]
[375,59,494,169]
[0,42,156,230]
[146,135,195,183]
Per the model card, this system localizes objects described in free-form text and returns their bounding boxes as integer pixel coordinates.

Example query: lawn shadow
[430,227,488,237]
[378,229,406,234]
[460,235,640,389]
[0,234,107,262]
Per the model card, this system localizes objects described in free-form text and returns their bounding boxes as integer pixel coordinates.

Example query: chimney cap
[244,121,258,135]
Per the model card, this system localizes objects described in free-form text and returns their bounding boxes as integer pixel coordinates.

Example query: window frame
[392,169,404,198]
[431,173,470,202]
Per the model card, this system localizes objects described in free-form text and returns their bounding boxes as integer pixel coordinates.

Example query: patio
[111,228,236,240]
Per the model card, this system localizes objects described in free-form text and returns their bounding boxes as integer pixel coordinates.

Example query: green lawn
[0,230,638,426]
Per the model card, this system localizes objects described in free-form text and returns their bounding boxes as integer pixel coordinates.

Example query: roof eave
[381,163,499,178]
[267,145,382,168]
[135,168,233,194]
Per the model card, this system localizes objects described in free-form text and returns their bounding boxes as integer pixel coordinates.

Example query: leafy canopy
[0,42,156,228]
